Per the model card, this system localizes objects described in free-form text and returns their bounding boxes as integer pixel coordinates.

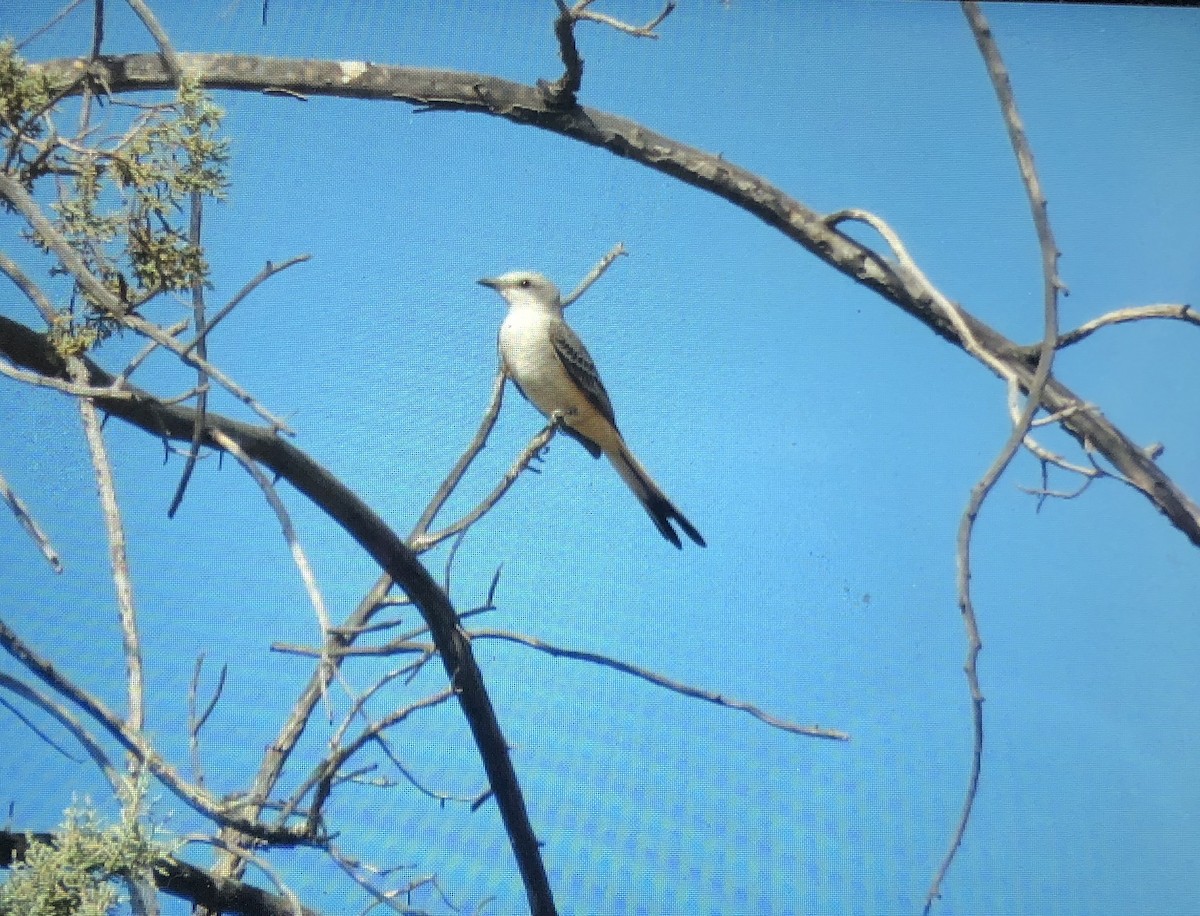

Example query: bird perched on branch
[478,270,705,549]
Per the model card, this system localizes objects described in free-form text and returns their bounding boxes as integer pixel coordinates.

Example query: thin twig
[16,0,89,51]
[1038,302,1197,352]
[166,190,210,518]
[0,615,309,842]
[0,672,121,793]
[409,371,506,541]
[562,241,626,307]
[0,465,63,572]
[123,0,183,81]
[70,357,144,739]
[471,628,848,741]
[573,0,675,38]
[210,428,336,691]
[925,6,1064,912]
[0,358,134,399]
[0,250,58,326]
[297,689,455,835]
[113,318,191,385]
[187,653,227,786]
[179,255,311,358]
[410,418,561,553]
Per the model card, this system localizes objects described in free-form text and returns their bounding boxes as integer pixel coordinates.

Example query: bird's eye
[519,278,531,288]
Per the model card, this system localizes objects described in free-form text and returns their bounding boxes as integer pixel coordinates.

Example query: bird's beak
[477,277,500,290]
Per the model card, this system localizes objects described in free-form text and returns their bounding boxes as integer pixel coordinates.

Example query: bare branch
[0,357,135,398]
[113,318,190,385]
[1037,302,1198,352]
[0,673,121,786]
[16,0,89,51]
[123,0,183,82]
[925,6,1065,912]
[409,371,506,542]
[166,190,211,518]
[0,464,63,572]
[296,689,455,835]
[179,255,312,358]
[0,613,312,843]
[210,428,337,688]
[573,1,675,38]
[470,628,848,741]
[70,357,144,738]
[0,250,58,326]
[562,242,626,307]
[410,417,562,553]
[188,653,227,785]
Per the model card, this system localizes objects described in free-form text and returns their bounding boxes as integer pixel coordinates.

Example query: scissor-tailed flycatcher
[478,271,705,549]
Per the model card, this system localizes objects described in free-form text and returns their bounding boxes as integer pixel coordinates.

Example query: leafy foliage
[0,789,165,916]
[0,41,229,357]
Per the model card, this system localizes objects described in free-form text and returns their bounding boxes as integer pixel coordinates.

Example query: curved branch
[26,51,1200,548]
[0,312,557,916]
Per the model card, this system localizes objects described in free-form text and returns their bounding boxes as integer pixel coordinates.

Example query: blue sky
[2,2,1199,914]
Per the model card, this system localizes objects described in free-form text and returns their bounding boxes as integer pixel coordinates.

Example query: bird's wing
[550,320,618,429]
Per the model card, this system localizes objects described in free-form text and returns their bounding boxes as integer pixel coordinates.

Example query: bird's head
[477,271,562,311]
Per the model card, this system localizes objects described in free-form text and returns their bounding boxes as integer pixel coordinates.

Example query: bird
[478,270,705,549]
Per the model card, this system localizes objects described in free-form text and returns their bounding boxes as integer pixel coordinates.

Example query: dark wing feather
[549,321,618,429]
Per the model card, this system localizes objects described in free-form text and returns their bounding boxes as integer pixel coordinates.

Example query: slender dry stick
[69,357,144,738]
[0,614,308,842]
[470,629,847,741]
[123,0,183,81]
[298,688,455,835]
[0,250,58,326]
[924,6,1064,913]
[16,0,88,51]
[0,672,119,790]
[187,653,227,786]
[409,370,507,542]
[411,418,561,553]
[0,355,135,398]
[562,241,626,307]
[573,0,675,37]
[114,318,191,385]
[179,255,312,358]
[210,428,336,683]
[167,189,210,518]
[0,465,63,572]
[1045,302,1197,351]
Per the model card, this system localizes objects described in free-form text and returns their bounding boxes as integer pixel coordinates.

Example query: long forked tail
[608,440,706,549]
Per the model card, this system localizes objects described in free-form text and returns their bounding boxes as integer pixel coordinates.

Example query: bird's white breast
[499,309,581,417]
